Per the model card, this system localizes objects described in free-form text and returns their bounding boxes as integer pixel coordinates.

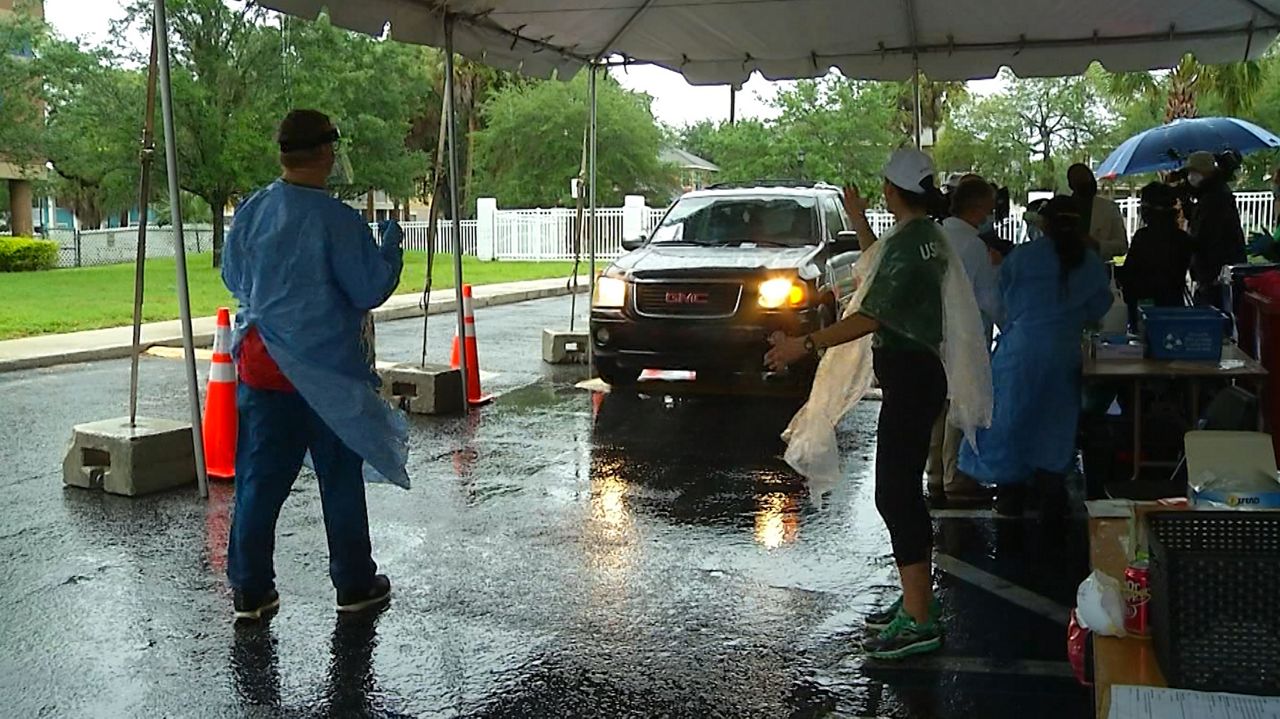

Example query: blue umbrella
[1095,117,1280,180]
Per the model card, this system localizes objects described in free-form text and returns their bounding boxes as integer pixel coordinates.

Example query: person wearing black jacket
[1117,182,1193,324]
[1183,151,1246,308]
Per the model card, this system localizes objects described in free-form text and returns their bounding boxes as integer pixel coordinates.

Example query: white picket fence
[42,191,1279,268]
[396,219,479,256]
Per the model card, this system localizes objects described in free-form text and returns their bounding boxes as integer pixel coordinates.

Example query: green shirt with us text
[858,217,947,355]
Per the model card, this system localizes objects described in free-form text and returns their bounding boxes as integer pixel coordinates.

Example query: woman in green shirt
[767,148,950,660]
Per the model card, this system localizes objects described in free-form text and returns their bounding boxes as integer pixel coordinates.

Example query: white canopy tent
[146,0,1280,488]
[262,0,1278,83]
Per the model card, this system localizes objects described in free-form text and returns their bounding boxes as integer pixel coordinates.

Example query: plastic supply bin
[1141,307,1226,361]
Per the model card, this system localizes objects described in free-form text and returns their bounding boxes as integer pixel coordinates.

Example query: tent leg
[155,0,208,498]
[443,17,470,409]
[587,64,599,378]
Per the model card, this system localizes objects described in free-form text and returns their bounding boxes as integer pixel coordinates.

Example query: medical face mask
[1187,171,1205,188]
[978,213,996,235]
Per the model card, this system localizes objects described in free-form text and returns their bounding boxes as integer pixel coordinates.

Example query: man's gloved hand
[377,219,404,248]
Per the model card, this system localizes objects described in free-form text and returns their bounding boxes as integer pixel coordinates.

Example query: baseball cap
[883,148,936,194]
[1182,151,1217,175]
[277,109,340,153]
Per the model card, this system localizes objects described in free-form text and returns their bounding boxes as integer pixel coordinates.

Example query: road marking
[862,654,1074,678]
[145,346,213,361]
[929,508,1028,520]
[934,552,1072,627]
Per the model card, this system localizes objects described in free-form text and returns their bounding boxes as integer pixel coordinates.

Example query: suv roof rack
[705,179,839,191]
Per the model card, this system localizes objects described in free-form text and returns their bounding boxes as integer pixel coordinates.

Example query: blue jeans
[227,384,377,597]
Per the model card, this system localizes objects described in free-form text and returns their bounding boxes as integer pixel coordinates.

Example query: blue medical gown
[959,239,1112,485]
[221,180,410,488]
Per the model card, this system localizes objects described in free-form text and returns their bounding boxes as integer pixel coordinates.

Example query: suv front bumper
[589,307,824,373]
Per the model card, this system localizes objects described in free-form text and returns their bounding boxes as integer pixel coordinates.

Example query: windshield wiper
[724,239,799,248]
[653,239,721,247]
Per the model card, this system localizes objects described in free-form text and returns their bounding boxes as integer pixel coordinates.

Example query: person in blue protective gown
[220,109,407,621]
[959,196,1112,520]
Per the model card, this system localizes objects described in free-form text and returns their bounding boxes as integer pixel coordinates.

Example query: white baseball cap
[883,147,936,194]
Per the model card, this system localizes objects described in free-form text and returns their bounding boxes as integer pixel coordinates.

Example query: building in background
[346,189,431,222]
[0,0,44,236]
[661,147,720,193]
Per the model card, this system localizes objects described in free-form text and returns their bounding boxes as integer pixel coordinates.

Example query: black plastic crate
[1148,511,1280,695]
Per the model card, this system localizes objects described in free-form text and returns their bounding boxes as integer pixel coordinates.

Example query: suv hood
[611,244,820,279]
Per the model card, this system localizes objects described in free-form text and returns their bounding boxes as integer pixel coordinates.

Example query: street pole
[588,64,598,378]
[154,0,209,498]
[129,31,160,428]
[443,17,471,409]
[912,55,923,149]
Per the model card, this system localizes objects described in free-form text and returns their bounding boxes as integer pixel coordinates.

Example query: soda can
[1124,560,1151,636]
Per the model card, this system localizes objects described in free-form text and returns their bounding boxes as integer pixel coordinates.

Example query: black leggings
[873,347,948,567]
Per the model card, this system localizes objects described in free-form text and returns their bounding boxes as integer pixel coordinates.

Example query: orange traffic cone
[449,285,492,406]
[202,307,237,480]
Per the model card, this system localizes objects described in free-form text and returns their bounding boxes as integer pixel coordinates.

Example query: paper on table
[1110,685,1280,719]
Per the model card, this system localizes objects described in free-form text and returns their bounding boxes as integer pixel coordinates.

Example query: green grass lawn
[0,252,578,340]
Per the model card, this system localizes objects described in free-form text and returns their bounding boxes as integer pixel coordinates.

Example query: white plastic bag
[939,236,995,450]
[781,239,886,499]
[1076,570,1127,637]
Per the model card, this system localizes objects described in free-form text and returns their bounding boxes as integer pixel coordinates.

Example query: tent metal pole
[729,85,736,125]
[443,16,471,410]
[588,64,598,378]
[154,0,209,498]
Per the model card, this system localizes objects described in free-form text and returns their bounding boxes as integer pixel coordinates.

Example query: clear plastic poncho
[782,219,993,499]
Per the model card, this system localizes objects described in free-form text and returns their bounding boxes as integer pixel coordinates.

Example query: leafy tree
[282,14,433,204]
[934,69,1114,199]
[471,73,668,207]
[121,0,283,266]
[45,61,147,228]
[679,76,902,201]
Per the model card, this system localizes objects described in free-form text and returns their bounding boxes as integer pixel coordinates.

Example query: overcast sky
[44,0,997,129]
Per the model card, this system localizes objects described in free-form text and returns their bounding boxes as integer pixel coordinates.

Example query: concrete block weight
[377,363,465,415]
[542,330,589,365]
[63,417,196,497]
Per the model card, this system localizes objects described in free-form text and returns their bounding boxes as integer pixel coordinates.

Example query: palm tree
[896,73,968,141]
[1105,55,1266,122]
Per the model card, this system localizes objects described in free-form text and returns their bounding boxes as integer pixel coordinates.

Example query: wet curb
[0,280,587,373]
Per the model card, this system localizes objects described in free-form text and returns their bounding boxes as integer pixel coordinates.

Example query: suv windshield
[650,195,819,248]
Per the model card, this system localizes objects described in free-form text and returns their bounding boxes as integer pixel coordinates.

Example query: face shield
[327,142,354,191]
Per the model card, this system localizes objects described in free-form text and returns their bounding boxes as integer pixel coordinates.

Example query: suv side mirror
[621,233,647,252]
[828,230,860,255]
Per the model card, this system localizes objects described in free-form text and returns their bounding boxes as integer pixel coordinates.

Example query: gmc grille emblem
[666,291,710,305]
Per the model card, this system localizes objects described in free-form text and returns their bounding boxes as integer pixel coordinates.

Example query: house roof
[660,148,720,173]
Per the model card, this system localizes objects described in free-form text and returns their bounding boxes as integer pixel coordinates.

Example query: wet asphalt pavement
[0,295,1094,718]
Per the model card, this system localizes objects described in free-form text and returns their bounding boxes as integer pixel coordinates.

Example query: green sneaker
[865,609,943,660]
[865,596,942,631]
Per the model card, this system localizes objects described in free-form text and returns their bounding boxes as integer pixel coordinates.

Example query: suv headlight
[758,278,806,309]
[593,276,627,308]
